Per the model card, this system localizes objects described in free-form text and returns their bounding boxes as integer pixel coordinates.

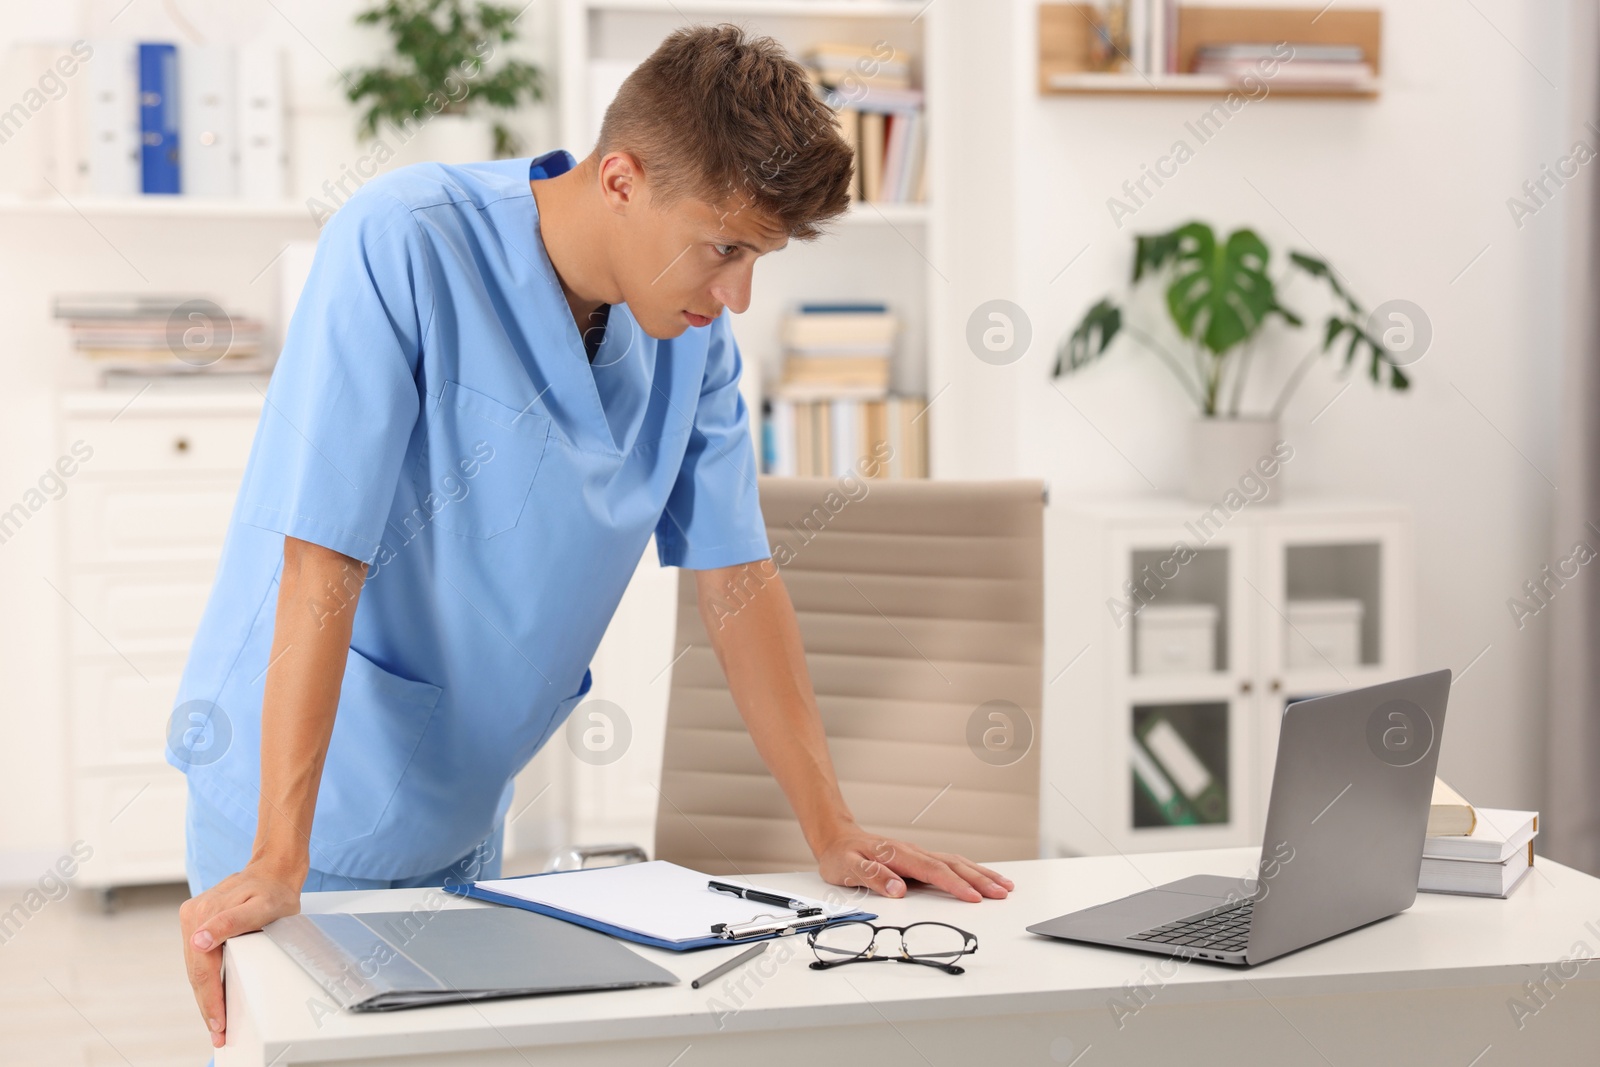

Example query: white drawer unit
[67,476,243,565]
[61,387,263,896]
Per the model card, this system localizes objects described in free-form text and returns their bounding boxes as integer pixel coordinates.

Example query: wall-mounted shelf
[0,194,315,222]
[1039,4,1382,99]
[585,0,927,14]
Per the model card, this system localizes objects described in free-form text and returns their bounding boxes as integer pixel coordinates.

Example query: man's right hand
[179,864,304,1050]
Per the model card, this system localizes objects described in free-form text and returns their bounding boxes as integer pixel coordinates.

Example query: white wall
[978,0,1574,815]
[0,0,1580,870]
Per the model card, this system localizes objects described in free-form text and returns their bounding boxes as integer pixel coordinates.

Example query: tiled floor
[0,882,212,1067]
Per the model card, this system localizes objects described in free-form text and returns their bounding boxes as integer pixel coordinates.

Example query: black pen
[708,879,806,911]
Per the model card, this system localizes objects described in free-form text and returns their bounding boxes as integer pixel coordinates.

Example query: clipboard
[444,861,877,951]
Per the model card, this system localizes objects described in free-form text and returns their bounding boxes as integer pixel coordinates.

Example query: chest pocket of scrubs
[313,644,442,845]
[413,380,551,539]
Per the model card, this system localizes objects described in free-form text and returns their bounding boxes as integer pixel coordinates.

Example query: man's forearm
[694,564,856,853]
[251,536,366,879]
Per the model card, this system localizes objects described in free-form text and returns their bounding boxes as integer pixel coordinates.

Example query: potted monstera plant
[1054,221,1411,500]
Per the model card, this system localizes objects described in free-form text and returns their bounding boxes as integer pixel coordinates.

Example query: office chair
[546,476,1047,876]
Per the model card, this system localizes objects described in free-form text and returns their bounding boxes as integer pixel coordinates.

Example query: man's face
[607,155,789,339]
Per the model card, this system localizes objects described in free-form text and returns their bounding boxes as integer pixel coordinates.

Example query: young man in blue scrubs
[175,25,1013,1048]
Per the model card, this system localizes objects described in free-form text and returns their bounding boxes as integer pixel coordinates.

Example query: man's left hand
[815,825,1014,903]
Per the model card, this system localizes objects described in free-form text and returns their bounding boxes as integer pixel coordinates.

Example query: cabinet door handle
[1239,679,1254,695]
[1270,678,1283,693]
[174,436,190,453]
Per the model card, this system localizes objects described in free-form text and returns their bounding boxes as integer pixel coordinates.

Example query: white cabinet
[61,387,262,891]
[1043,498,1415,858]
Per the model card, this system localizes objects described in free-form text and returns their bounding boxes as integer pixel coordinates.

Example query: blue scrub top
[170,150,771,879]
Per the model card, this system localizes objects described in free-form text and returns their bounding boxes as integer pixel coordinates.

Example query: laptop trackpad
[1028,875,1255,940]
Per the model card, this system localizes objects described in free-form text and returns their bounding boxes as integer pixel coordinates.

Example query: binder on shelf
[86,39,140,197]
[446,860,875,951]
[1131,734,1198,826]
[180,44,238,198]
[1139,717,1226,823]
[137,42,180,194]
[238,43,288,201]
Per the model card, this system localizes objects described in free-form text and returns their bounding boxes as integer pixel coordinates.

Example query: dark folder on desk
[264,907,677,1012]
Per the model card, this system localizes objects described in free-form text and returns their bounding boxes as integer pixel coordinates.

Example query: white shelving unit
[1043,497,1416,859]
[556,0,943,449]
[531,0,948,858]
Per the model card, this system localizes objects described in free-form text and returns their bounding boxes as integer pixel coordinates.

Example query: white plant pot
[1185,417,1283,503]
[411,113,493,165]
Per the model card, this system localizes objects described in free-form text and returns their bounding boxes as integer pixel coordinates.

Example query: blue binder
[138,43,180,194]
[445,872,877,952]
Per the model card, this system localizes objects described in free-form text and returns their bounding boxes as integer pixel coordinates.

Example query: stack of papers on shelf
[452,860,875,950]
[53,291,272,378]
[1192,43,1376,90]
[1419,808,1538,898]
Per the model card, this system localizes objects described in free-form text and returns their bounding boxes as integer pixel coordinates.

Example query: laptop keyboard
[1128,899,1253,953]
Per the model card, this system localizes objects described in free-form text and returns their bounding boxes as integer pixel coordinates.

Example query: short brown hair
[596,24,855,240]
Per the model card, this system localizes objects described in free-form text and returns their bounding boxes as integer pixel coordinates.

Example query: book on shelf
[1096,0,1177,76]
[1419,810,1539,898]
[1429,778,1476,836]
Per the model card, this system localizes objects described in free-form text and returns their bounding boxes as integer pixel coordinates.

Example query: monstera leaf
[1053,298,1122,376]
[1291,251,1410,392]
[1158,223,1299,355]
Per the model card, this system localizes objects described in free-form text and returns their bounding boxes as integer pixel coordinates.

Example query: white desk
[218,848,1600,1066]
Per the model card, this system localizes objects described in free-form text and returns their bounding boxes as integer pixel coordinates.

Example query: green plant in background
[347,0,544,158]
[1054,221,1410,418]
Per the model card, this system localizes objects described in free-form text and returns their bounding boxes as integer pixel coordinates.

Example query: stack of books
[1192,43,1376,91]
[1421,779,1538,898]
[53,292,270,378]
[805,43,926,204]
[778,302,895,396]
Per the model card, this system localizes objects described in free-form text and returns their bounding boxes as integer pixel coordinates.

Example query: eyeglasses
[806,920,978,975]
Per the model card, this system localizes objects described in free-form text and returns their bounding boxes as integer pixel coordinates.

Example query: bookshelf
[1039,4,1382,99]
[542,0,946,858]
[557,0,939,479]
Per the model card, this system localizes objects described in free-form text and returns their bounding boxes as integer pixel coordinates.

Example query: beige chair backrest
[656,476,1046,875]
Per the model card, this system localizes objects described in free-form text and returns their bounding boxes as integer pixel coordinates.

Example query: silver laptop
[1028,669,1451,966]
